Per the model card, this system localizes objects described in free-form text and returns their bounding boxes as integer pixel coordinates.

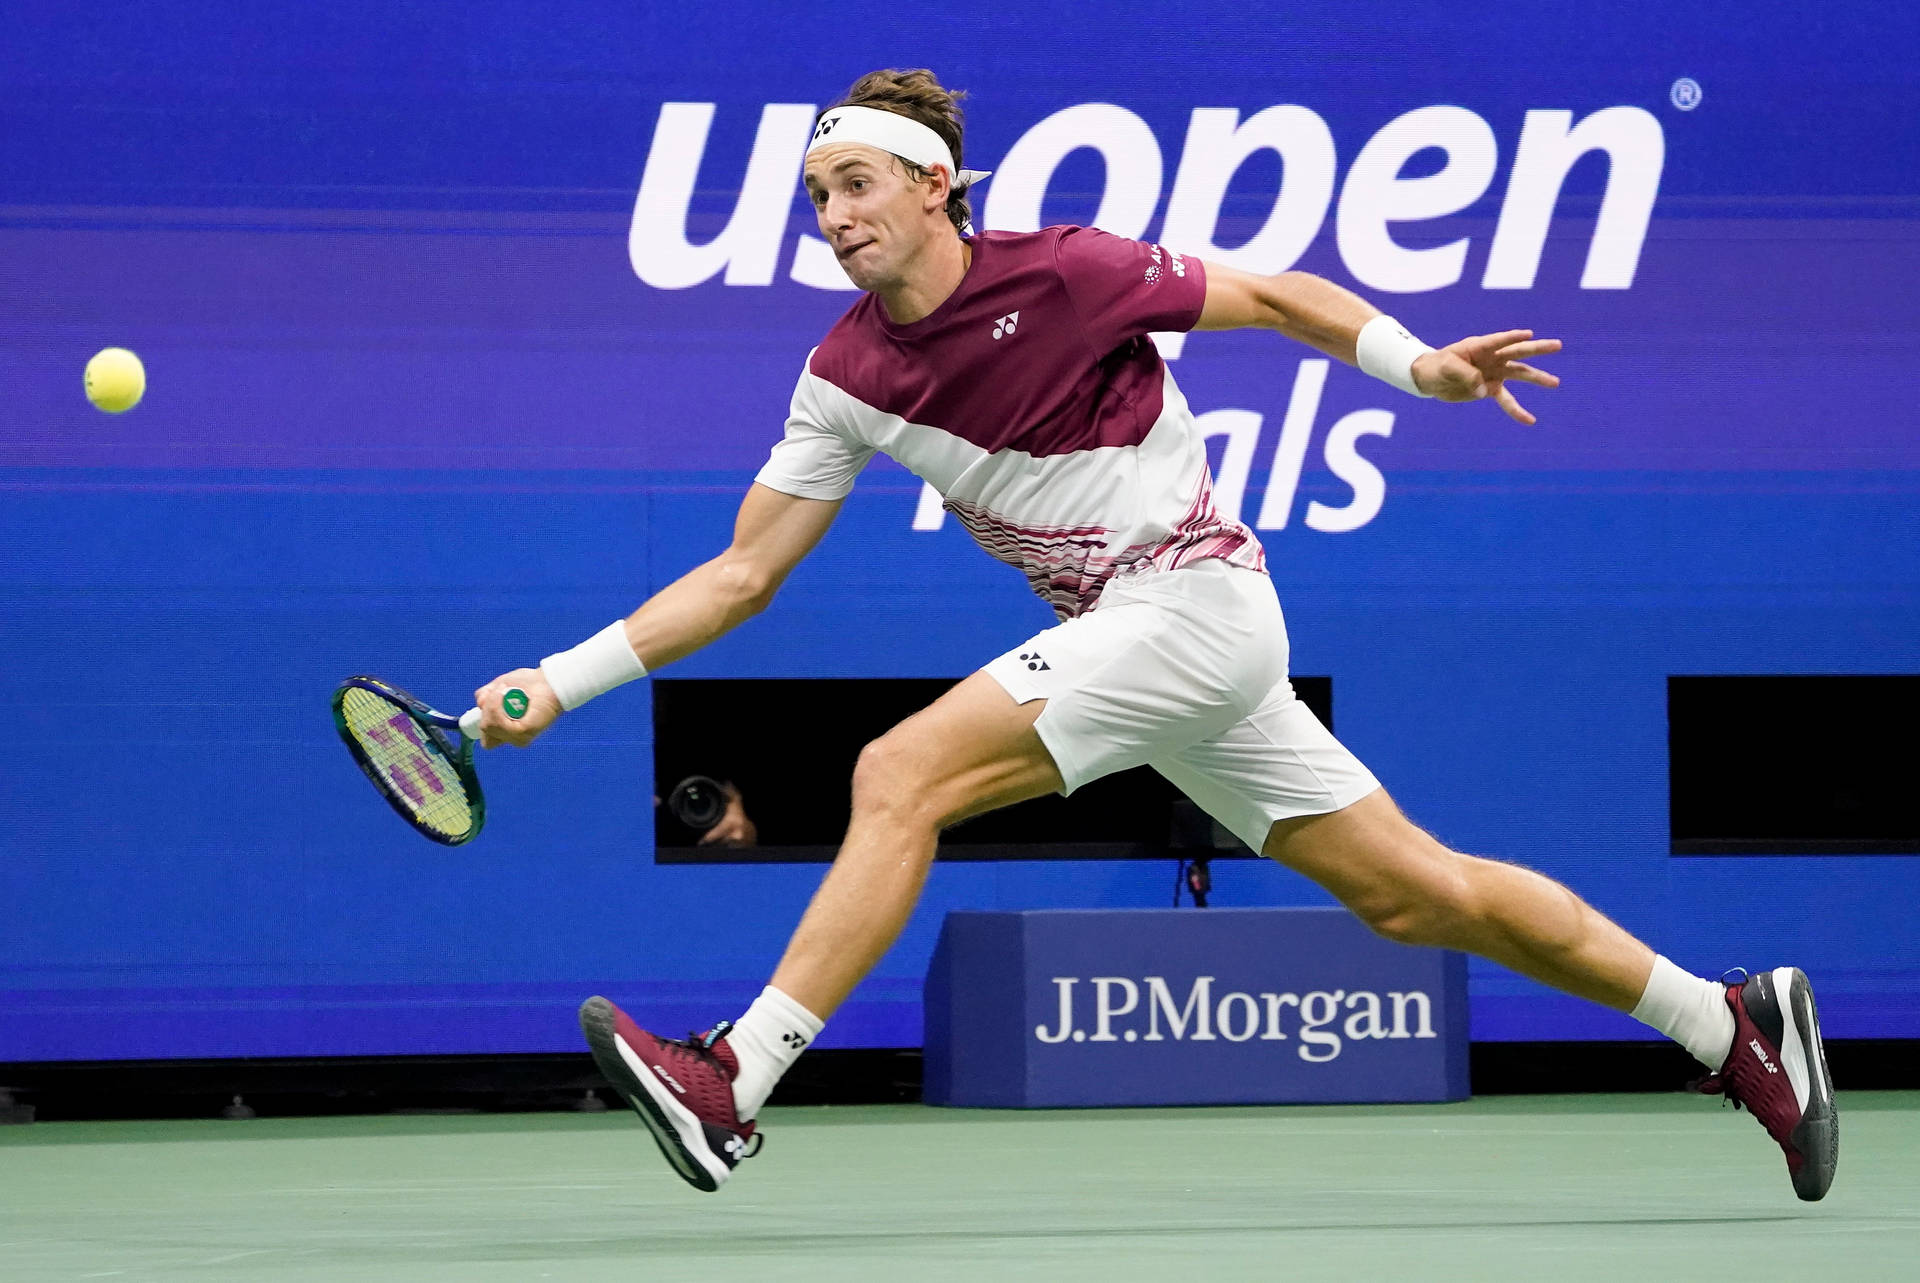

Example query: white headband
[807,105,992,191]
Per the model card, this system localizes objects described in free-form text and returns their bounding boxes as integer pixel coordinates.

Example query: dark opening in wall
[1668,675,1920,855]
[653,675,1332,862]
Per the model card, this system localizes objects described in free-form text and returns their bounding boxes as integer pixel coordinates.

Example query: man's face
[803,143,946,293]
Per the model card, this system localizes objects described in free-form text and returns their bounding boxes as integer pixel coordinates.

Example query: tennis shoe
[1690,966,1838,1201]
[578,995,760,1192]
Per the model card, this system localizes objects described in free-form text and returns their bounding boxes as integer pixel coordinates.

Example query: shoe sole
[578,996,728,1193]
[1778,968,1839,1201]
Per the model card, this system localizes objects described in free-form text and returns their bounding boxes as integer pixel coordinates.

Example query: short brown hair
[825,69,971,233]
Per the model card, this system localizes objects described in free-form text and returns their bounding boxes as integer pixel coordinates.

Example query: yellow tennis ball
[85,347,146,414]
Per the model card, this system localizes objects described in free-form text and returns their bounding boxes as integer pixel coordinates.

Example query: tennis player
[472,70,1837,1199]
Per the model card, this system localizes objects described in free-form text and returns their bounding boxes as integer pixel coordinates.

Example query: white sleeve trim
[753,359,875,501]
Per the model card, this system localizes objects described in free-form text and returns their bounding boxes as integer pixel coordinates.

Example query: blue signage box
[924,908,1468,1108]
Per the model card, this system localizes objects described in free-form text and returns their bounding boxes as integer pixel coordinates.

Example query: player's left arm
[1194,261,1562,425]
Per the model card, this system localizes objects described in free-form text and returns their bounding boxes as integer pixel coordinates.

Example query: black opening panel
[1668,675,1920,855]
[653,675,1332,862]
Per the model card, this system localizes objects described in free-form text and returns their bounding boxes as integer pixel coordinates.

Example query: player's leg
[1158,686,1836,1199]
[581,671,1062,1191]
[1262,788,1836,1200]
[1261,788,1656,1011]
[767,670,1063,1019]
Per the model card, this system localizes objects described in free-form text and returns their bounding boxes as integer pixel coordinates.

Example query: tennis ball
[85,347,146,414]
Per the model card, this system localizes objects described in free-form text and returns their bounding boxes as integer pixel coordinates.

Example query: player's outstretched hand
[1412,330,1562,425]
[472,668,563,749]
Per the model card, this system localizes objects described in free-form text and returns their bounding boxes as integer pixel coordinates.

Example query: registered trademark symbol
[1670,77,1703,111]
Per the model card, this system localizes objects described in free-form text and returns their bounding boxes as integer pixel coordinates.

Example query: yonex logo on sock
[781,1031,808,1050]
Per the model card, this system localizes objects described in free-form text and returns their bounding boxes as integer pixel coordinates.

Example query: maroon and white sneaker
[578,996,761,1192]
[1692,967,1838,1201]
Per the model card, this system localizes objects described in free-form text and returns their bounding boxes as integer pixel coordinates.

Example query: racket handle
[459,688,525,740]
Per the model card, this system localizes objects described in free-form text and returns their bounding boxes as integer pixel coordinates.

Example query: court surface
[4,1093,1916,1281]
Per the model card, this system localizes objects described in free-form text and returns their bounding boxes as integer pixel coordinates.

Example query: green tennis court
[5,1093,1916,1280]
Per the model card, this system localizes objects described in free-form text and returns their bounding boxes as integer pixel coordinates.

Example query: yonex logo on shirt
[992,311,1021,340]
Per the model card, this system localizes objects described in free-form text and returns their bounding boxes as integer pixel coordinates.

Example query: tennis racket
[330,676,526,846]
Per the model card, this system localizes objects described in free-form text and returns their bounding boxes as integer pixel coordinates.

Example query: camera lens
[668,776,727,831]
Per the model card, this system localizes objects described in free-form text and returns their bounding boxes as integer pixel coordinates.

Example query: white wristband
[540,620,648,711]
[1355,315,1436,397]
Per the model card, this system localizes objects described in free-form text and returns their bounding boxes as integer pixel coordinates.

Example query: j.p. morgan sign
[924,908,1467,1107]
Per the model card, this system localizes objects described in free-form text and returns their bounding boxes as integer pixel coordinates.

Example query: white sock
[1630,955,1735,1070]
[726,985,825,1122]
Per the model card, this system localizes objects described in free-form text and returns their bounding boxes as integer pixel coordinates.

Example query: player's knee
[849,734,940,828]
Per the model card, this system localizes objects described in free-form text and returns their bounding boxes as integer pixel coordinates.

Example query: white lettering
[1261,991,1298,1040]
[1030,981,1439,1054]
[1484,107,1665,290]
[1389,990,1436,1039]
[1336,106,1498,293]
[1143,975,1217,1041]
[631,99,1663,298]
[1306,408,1394,532]
[984,103,1162,237]
[629,102,815,289]
[1343,990,1388,1041]
[1160,106,1337,275]
[1193,408,1263,522]
[1216,991,1260,1042]
[1298,989,1346,1062]
[1090,976,1139,1042]
[1254,359,1328,529]
[1034,977,1078,1043]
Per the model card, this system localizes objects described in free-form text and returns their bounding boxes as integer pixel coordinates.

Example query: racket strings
[339,686,475,840]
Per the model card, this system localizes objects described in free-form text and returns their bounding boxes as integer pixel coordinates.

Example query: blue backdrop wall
[3,1,1916,1060]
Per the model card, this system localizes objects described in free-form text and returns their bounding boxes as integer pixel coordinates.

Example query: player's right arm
[472,483,840,748]
[476,354,869,749]
[624,482,842,671]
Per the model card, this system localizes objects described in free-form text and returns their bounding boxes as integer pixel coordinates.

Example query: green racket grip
[458,687,528,739]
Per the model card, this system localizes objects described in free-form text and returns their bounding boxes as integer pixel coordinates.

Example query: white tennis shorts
[982,558,1380,853]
